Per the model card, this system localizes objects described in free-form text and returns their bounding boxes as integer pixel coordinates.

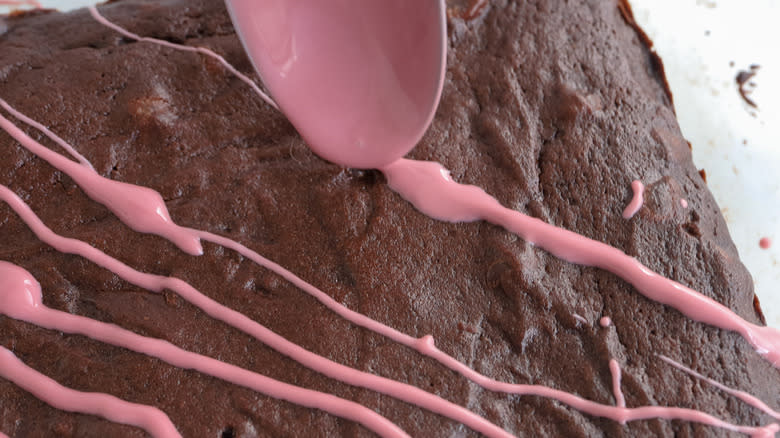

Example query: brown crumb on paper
[736,65,760,108]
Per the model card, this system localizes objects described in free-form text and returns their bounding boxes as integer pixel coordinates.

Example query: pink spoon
[225,0,447,169]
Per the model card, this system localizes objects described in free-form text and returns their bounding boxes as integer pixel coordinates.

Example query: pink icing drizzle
[87,6,278,111]
[0,147,777,437]
[0,260,408,438]
[608,359,626,410]
[0,343,181,438]
[0,98,94,170]
[622,179,645,219]
[600,316,612,328]
[0,184,510,438]
[659,355,780,420]
[0,110,202,256]
[380,159,780,367]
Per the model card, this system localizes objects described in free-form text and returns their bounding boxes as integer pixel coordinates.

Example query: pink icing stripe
[608,359,626,410]
[0,261,408,438]
[0,186,511,438]
[0,345,181,438]
[659,355,780,420]
[0,431,8,438]
[0,98,94,171]
[381,159,780,368]
[622,180,645,219]
[0,109,202,256]
[87,6,279,111]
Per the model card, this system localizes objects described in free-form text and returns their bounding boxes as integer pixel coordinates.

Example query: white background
[3,1,778,327]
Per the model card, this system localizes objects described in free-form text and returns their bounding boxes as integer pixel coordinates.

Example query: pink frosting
[0,184,509,438]
[381,159,780,367]
[0,98,94,170]
[0,260,408,438]
[622,179,645,219]
[600,316,612,328]
[0,111,202,256]
[680,199,689,208]
[0,342,181,438]
[0,146,775,436]
[609,359,626,410]
[760,237,772,250]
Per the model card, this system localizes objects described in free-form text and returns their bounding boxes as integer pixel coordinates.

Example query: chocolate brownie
[1,0,778,436]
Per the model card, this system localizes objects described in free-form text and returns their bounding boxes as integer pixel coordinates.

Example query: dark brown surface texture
[1,0,778,436]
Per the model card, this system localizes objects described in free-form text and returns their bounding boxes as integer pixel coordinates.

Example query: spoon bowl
[226,0,447,169]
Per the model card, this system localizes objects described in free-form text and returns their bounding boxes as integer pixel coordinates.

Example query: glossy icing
[224,0,446,168]
[0,258,408,438]
[622,179,645,219]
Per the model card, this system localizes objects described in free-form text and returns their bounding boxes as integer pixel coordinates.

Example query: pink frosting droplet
[759,237,772,250]
[0,261,43,320]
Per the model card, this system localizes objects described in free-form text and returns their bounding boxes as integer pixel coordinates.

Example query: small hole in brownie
[682,223,701,238]
[221,426,235,438]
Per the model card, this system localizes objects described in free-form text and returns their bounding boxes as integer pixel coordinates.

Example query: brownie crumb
[736,64,760,108]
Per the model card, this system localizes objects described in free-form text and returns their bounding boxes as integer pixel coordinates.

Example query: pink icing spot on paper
[760,237,772,250]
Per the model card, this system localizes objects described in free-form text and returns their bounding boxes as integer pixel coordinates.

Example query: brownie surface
[1,0,778,436]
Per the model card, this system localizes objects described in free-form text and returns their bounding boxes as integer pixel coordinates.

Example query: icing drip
[380,159,780,367]
[0,343,181,438]
[0,185,511,438]
[0,109,203,256]
[622,179,645,219]
[608,359,626,410]
[600,316,612,328]
[0,261,408,438]
[87,6,278,111]
[659,355,780,420]
[760,237,772,250]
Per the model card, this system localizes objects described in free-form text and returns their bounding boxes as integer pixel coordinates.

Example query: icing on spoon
[225,0,447,168]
